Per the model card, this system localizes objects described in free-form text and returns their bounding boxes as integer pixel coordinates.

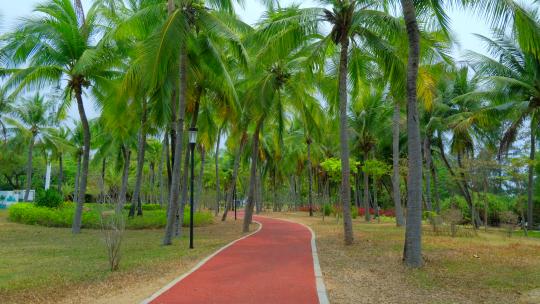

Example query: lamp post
[188,127,197,249]
[234,182,237,221]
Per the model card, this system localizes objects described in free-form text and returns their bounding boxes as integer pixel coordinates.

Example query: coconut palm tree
[0,89,13,144]
[1,0,117,233]
[133,0,246,245]
[6,94,55,201]
[465,6,540,229]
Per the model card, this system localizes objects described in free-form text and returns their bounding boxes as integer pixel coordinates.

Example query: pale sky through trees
[0,0,533,120]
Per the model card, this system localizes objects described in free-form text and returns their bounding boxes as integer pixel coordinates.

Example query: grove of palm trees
[1,0,540,303]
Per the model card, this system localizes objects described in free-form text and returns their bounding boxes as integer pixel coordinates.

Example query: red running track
[147,215,320,304]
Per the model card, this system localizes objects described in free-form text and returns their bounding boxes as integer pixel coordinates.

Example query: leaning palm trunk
[401,0,423,268]
[117,146,131,214]
[243,118,264,232]
[163,43,188,246]
[527,120,535,230]
[222,134,246,221]
[24,133,36,201]
[338,34,354,245]
[129,102,148,217]
[392,102,405,226]
[72,88,91,234]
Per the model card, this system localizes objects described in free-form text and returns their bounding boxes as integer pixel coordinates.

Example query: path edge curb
[140,220,263,304]
[271,216,330,304]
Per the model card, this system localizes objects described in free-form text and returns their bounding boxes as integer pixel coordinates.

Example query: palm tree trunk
[363,154,371,222]
[176,93,201,236]
[401,0,423,268]
[373,178,380,223]
[58,154,63,194]
[423,135,433,212]
[100,157,106,204]
[130,101,148,217]
[159,133,167,207]
[338,33,354,245]
[307,138,313,216]
[74,153,81,204]
[392,102,405,226]
[214,125,222,215]
[432,165,440,213]
[24,133,36,201]
[195,146,205,211]
[243,118,264,232]
[117,145,131,213]
[163,42,187,246]
[221,134,246,221]
[527,120,535,230]
[72,86,91,234]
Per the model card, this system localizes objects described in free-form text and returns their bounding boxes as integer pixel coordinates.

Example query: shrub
[35,189,63,208]
[358,208,395,217]
[298,205,320,212]
[441,208,463,237]
[8,203,213,229]
[322,203,333,216]
[123,203,162,211]
[351,207,358,219]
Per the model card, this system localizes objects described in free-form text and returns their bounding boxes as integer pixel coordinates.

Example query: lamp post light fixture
[188,127,197,249]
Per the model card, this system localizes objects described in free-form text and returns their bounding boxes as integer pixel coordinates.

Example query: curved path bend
[144,215,328,304]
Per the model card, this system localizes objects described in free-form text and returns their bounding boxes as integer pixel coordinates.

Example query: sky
[0,0,529,120]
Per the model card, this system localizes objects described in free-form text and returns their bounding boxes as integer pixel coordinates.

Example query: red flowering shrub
[358,208,395,217]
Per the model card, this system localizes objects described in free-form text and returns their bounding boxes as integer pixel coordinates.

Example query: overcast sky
[0,0,531,120]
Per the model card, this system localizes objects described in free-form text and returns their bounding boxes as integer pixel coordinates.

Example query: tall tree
[7,94,54,201]
[2,0,116,233]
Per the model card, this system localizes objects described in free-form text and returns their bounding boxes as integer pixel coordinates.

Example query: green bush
[322,203,333,216]
[351,207,358,219]
[123,203,162,211]
[35,189,63,208]
[440,193,517,224]
[8,203,213,229]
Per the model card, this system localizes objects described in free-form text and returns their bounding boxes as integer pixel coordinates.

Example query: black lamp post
[234,182,237,221]
[188,127,197,249]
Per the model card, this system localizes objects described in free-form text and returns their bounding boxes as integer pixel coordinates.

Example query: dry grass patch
[265,212,540,304]
[0,210,253,304]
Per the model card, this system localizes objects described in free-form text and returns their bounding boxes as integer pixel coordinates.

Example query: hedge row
[8,203,213,229]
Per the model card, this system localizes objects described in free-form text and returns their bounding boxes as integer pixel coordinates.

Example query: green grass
[7,202,213,229]
[0,209,245,303]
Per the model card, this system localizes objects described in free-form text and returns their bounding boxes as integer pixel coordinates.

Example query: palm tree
[7,94,54,201]
[133,0,245,245]
[466,7,540,229]
[1,0,116,233]
[349,85,392,222]
[0,89,13,144]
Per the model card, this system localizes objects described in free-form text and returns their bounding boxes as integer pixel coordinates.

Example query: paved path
[145,215,327,304]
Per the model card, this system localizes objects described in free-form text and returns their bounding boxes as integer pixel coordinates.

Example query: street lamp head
[188,127,198,144]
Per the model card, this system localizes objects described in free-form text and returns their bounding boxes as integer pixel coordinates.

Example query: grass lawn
[266,212,540,304]
[0,210,252,304]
